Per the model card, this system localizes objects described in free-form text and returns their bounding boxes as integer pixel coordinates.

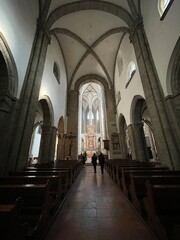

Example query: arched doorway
[78,82,107,161]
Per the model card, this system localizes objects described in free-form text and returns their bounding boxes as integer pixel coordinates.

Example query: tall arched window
[53,61,60,84]
[125,61,136,88]
[158,0,173,19]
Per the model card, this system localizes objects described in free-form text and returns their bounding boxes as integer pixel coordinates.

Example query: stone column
[119,130,128,158]
[105,88,121,159]
[127,124,136,160]
[130,20,180,169]
[0,94,18,175]
[8,21,51,171]
[127,123,148,162]
[67,90,78,159]
[39,126,57,164]
[56,133,64,160]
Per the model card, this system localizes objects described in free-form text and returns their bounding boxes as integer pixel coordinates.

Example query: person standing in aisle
[91,153,97,173]
[98,152,105,174]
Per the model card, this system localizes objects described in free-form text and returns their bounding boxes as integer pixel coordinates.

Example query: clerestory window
[53,62,60,84]
[158,0,173,20]
[125,61,136,88]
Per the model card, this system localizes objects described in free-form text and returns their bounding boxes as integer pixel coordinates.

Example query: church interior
[0,0,180,239]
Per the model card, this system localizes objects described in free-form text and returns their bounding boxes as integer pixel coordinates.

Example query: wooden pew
[24,167,74,186]
[105,159,155,181]
[0,175,63,213]
[0,181,51,240]
[33,159,83,180]
[128,174,180,215]
[115,166,168,189]
[0,197,27,240]
[121,169,180,198]
[9,170,70,205]
[105,159,140,177]
[143,182,180,240]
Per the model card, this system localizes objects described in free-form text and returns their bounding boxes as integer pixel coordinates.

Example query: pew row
[0,197,27,240]
[128,174,180,215]
[143,182,180,240]
[1,160,83,239]
[0,175,63,214]
[0,182,51,240]
[121,169,180,198]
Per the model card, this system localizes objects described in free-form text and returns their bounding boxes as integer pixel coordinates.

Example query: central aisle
[44,166,158,240]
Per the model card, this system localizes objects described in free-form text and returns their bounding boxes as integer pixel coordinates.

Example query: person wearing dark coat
[91,153,97,173]
[98,152,105,174]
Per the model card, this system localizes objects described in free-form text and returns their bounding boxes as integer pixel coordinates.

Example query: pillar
[130,19,180,169]
[119,130,128,158]
[105,88,121,159]
[127,123,148,162]
[39,126,57,164]
[8,20,51,171]
[67,90,78,159]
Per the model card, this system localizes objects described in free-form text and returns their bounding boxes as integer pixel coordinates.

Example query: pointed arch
[39,95,54,126]
[47,2,133,30]
[0,32,18,97]
[130,95,146,124]
[166,36,180,96]
[74,74,109,92]
[57,116,65,136]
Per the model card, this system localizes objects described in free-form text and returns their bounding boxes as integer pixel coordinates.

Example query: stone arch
[129,95,157,161]
[39,95,54,126]
[74,74,109,91]
[37,96,57,163]
[58,116,65,135]
[130,95,146,124]
[0,33,19,170]
[0,32,18,97]
[119,114,128,158]
[70,74,117,159]
[167,36,180,96]
[165,36,180,152]
[129,96,149,161]
[77,77,107,155]
[47,2,133,30]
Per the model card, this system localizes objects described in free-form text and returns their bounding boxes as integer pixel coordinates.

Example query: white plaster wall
[39,36,67,127]
[0,0,38,98]
[141,0,180,96]
[114,34,145,126]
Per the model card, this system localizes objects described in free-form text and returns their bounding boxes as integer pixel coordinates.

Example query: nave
[44,166,157,240]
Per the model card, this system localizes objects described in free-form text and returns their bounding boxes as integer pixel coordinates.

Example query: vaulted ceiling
[43,0,138,90]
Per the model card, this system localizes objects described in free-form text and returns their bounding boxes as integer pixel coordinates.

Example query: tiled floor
[44,166,158,240]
